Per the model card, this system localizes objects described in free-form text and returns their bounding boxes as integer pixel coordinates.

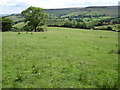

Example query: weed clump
[43,36,47,39]
[32,65,39,74]
[18,32,20,34]
[14,73,23,82]
[96,48,99,50]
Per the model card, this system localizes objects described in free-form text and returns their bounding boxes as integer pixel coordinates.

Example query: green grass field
[2,27,118,88]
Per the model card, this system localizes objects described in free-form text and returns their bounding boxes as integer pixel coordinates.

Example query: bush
[64,21,72,27]
[95,26,113,31]
[11,27,20,32]
[107,27,112,30]
[86,23,95,29]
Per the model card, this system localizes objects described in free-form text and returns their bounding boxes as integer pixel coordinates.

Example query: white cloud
[0,0,119,14]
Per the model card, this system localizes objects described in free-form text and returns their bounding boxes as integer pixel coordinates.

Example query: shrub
[18,32,20,34]
[95,26,113,31]
[107,27,112,30]
[11,27,20,32]
[64,21,72,27]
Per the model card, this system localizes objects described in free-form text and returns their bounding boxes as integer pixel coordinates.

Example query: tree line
[2,6,48,32]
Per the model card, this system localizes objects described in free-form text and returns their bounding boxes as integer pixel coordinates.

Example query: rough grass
[2,27,118,88]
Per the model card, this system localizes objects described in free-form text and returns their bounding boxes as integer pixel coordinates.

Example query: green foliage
[107,27,112,30]
[64,21,91,29]
[21,25,33,31]
[95,24,120,31]
[2,27,118,88]
[2,17,13,31]
[21,6,48,32]
[110,18,120,24]
[11,27,20,32]
[46,19,65,26]
[64,21,72,27]
[85,23,95,29]
[4,6,119,31]
[36,26,47,32]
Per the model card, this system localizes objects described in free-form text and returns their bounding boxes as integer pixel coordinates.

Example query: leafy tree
[21,25,33,31]
[71,20,77,28]
[85,22,95,29]
[21,6,48,32]
[64,21,72,27]
[80,22,86,29]
[76,22,81,28]
[75,22,86,28]
[37,25,47,32]
[2,17,13,31]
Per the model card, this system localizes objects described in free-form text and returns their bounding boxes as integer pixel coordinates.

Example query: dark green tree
[64,21,72,27]
[107,26,112,30]
[71,20,77,28]
[2,17,13,31]
[80,22,86,29]
[21,6,48,32]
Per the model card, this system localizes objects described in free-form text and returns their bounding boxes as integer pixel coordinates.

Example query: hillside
[4,6,118,21]
[2,5,119,31]
[46,6,118,18]
[0,14,10,17]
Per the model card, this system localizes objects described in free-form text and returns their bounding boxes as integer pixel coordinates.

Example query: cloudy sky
[0,0,119,14]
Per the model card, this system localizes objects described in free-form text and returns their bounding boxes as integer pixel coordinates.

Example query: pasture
[2,27,118,88]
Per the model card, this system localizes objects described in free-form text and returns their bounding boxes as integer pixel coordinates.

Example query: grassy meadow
[2,27,118,88]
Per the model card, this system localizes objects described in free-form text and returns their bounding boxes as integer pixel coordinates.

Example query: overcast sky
[0,0,119,14]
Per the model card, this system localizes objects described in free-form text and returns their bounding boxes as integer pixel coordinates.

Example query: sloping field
[2,27,118,88]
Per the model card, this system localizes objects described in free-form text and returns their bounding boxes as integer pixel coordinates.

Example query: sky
[0,0,119,14]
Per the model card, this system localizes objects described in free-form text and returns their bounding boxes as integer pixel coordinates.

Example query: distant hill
[2,6,118,21]
[85,6,118,17]
[45,6,118,18]
[45,8,84,18]
[2,6,118,22]
[0,14,10,17]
